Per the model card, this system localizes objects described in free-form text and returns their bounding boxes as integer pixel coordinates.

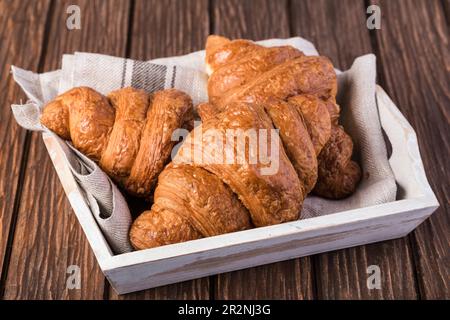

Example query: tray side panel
[107,206,434,294]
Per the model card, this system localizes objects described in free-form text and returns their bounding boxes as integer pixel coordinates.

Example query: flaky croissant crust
[41,87,193,198]
[130,35,361,250]
[204,35,361,200]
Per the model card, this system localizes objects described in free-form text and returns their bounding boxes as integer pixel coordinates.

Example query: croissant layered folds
[130,163,252,249]
[204,35,360,199]
[130,36,361,250]
[130,101,304,249]
[40,35,361,251]
[177,102,304,226]
[41,87,193,198]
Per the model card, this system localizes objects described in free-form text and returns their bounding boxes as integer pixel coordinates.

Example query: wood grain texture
[1,0,447,300]
[128,0,210,60]
[110,279,209,300]
[3,0,130,299]
[108,0,210,300]
[215,260,313,300]
[0,0,51,297]
[371,0,450,299]
[211,0,314,300]
[289,0,419,299]
[442,0,450,25]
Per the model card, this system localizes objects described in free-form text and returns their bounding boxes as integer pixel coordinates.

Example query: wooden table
[0,0,448,300]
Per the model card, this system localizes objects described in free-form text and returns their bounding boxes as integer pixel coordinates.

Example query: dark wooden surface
[0,0,448,300]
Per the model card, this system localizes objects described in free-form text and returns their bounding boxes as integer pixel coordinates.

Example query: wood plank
[290,0,419,299]
[128,0,210,60]
[212,0,290,40]
[0,0,52,297]
[370,0,450,299]
[109,0,210,300]
[211,0,314,300]
[3,0,131,299]
[215,260,313,300]
[442,0,450,25]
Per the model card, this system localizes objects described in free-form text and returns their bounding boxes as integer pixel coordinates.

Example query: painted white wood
[42,86,439,294]
[103,197,432,270]
[106,211,429,294]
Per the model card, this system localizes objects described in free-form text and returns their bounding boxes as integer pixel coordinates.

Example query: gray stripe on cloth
[131,61,167,92]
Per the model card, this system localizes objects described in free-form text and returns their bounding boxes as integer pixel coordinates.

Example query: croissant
[40,86,193,198]
[130,35,361,250]
[130,101,303,249]
[204,35,360,199]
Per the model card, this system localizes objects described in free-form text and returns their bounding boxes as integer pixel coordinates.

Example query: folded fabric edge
[347,53,398,201]
[11,66,45,105]
[11,102,44,131]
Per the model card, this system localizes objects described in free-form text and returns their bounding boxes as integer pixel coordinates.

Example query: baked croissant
[204,35,361,199]
[130,36,361,250]
[40,86,193,198]
[130,101,303,249]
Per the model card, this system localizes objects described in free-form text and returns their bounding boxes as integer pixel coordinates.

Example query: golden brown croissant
[40,86,193,198]
[130,101,303,249]
[129,35,361,250]
[314,126,362,199]
[204,35,360,199]
[178,102,304,226]
[130,163,252,249]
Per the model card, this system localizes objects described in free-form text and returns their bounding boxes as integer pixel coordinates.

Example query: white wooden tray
[42,86,439,294]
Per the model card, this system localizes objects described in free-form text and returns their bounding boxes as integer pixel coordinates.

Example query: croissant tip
[206,35,230,53]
